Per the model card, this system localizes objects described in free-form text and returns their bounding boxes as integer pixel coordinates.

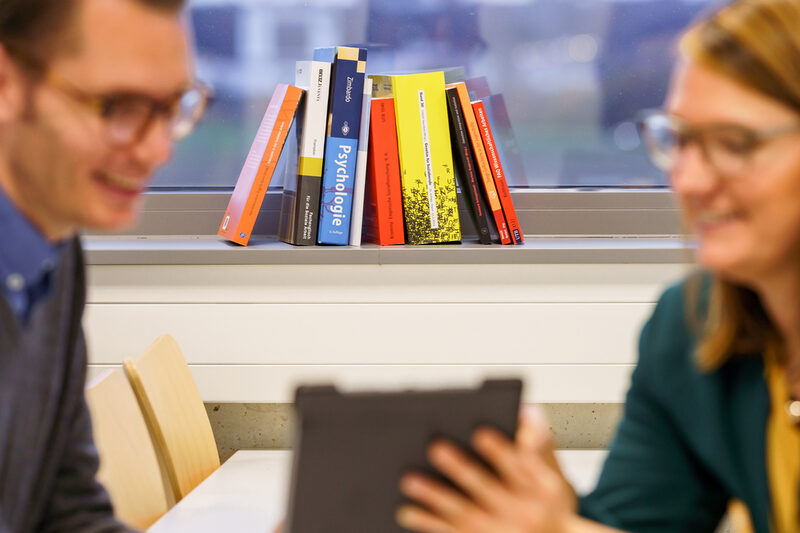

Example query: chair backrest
[123,334,220,502]
[86,369,171,529]
[727,499,754,533]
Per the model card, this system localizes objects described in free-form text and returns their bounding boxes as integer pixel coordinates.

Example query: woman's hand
[395,405,578,533]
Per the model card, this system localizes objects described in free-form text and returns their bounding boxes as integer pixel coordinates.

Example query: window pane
[152,0,717,190]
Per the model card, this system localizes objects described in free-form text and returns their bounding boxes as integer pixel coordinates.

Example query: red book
[218,83,303,246]
[363,97,405,245]
[472,100,524,244]
[446,82,511,244]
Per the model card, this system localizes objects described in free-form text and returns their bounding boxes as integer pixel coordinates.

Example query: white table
[148,449,607,532]
[147,450,291,533]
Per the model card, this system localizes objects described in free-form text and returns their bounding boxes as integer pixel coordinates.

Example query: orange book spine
[472,100,524,244]
[218,83,304,246]
[446,82,510,244]
[365,97,404,245]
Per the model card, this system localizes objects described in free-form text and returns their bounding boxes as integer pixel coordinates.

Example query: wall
[82,258,689,458]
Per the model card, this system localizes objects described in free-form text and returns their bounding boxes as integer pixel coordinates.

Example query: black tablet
[284,379,522,533]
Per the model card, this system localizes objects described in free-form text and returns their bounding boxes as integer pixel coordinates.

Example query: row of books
[218,46,524,247]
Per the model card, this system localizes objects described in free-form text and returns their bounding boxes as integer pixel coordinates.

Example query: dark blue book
[314,46,368,245]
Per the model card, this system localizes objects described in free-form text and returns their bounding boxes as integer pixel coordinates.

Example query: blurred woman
[396,1,800,532]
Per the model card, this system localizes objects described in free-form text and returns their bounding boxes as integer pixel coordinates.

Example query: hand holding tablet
[396,405,579,533]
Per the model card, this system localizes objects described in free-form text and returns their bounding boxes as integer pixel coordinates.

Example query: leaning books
[446,87,493,245]
[218,83,304,246]
[393,71,461,245]
[473,100,524,244]
[465,77,528,188]
[446,82,511,244]
[278,61,332,246]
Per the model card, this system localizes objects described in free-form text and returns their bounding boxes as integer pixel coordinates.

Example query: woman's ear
[0,46,29,123]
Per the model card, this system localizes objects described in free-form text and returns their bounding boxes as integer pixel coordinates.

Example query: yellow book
[392,72,461,244]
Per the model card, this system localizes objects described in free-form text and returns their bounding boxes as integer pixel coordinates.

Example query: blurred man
[0,0,208,529]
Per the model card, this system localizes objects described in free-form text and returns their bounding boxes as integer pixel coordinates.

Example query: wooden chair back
[123,334,220,502]
[86,369,171,529]
[727,499,754,533]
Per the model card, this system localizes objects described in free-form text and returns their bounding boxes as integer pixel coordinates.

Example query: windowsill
[83,234,694,265]
[94,189,683,241]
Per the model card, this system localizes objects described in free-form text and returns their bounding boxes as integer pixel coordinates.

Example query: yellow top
[765,360,800,533]
[728,361,798,533]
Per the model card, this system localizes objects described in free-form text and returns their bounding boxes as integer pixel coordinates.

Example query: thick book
[348,78,373,246]
[446,82,511,244]
[392,71,461,245]
[362,76,404,245]
[218,83,303,246]
[315,46,368,245]
[278,61,332,246]
[445,87,492,245]
[473,100,524,244]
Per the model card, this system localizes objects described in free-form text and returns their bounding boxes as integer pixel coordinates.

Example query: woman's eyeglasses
[636,110,800,178]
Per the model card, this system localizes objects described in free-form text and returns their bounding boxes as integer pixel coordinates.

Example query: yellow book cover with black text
[392,72,461,244]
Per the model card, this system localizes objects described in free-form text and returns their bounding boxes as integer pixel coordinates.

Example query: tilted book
[315,46,368,245]
[363,75,404,245]
[445,87,492,245]
[465,77,528,186]
[473,100,524,244]
[348,78,373,246]
[446,82,511,244]
[218,83,303,246]
[392,71,461,245]
[278,61,332,246]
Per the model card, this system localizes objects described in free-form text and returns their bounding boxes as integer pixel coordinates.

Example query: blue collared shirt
[0,187,65,324]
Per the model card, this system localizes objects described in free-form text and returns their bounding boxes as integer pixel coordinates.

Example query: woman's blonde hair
[679,0,800,370]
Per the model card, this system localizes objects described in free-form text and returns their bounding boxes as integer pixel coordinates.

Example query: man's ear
[0,46,28,124]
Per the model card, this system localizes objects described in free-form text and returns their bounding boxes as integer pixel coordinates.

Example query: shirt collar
[0,185,65,289]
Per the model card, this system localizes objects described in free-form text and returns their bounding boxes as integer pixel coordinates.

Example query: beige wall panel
[84,302,651,366]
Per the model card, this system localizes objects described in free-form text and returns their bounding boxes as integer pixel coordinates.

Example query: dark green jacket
[579,280,772,533]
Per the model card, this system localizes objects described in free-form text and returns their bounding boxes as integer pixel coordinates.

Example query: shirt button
[6,273,24,292]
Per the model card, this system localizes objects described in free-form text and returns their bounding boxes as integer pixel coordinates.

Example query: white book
[278,60,332,245]
[349,78,373,246]
[295,60,331,166]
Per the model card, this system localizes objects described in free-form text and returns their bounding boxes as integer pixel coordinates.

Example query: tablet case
[284,379,522,533]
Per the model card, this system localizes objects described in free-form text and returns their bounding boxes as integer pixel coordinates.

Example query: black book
[445,87,493,245]
[278,116,328,246]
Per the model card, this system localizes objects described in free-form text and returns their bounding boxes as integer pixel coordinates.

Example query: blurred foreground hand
[396,405,593,533]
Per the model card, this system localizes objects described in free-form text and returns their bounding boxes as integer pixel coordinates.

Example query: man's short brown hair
[0,0,187,65]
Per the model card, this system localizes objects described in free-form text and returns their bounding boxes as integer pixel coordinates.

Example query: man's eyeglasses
[45,72,213,146]
[636,111,800,178]
[4,41,212,147]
